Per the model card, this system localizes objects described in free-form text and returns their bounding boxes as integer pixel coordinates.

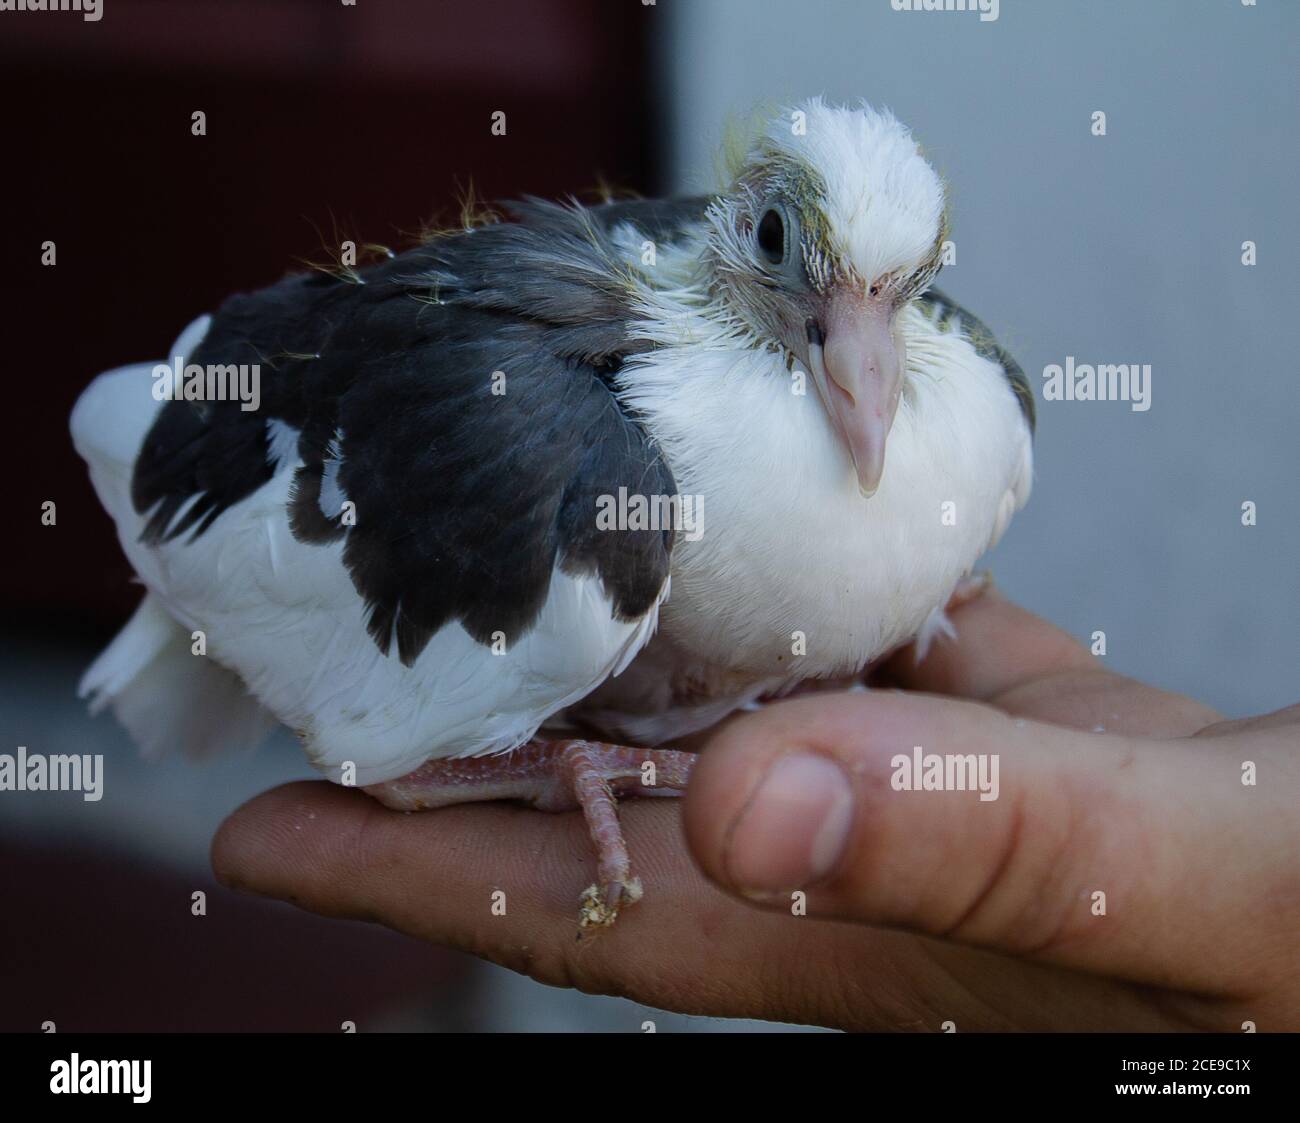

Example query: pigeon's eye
[756,208,786,265]
[753,199,807,289]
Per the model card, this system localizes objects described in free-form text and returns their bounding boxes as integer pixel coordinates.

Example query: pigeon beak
[806,291,904,498]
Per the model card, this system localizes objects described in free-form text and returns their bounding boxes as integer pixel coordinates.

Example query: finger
[685,691,1286,998]
[211,781,1189,1030]
[878,585,1094,698]
[1196,701,1300,739]
[879,588,1220,735]
[210,781,894,1026]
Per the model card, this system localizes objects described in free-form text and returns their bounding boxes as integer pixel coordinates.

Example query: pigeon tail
[79,593,276,762]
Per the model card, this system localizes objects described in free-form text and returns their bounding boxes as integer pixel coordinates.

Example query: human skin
[211,589,1300,1030]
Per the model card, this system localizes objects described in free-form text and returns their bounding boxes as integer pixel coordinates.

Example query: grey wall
[662,0,1298,718]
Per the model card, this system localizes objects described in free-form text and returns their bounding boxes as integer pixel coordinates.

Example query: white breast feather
[613,296,1033,687]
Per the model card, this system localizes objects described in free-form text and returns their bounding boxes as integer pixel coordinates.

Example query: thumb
[683,691,1274,996]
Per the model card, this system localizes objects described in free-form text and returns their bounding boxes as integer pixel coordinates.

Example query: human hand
[212,589,1299,1030]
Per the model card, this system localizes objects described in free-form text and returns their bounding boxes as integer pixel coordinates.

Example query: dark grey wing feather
[132,199,678,666]
[585,196,712,244]
[917,288,1035,432]
[505,195,711,246]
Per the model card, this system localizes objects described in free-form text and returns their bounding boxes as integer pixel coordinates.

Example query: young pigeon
[72,98,1034,926]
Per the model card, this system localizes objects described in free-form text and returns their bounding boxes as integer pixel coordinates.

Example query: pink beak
[807,291,904,497]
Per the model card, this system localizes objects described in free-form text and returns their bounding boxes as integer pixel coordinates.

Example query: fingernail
[725,754,853,892]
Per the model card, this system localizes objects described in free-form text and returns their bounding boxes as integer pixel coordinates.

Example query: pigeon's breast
[612,309,1033,688]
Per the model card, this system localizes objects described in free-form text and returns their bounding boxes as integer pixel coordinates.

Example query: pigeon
[71,98,1034,926]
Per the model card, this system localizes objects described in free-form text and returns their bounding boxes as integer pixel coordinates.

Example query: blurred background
[2,0,1296,1031]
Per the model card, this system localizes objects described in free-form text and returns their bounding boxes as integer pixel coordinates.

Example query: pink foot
[364,740,695,928]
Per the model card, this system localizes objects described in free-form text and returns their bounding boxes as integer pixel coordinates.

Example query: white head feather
[764,97,947,288]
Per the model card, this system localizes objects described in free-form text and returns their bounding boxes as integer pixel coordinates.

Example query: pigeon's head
[706,98,948,496]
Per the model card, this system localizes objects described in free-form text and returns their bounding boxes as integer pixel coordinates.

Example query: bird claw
[579,876,643,930]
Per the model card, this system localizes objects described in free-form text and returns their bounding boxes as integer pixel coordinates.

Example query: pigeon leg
[364,740,696,928]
